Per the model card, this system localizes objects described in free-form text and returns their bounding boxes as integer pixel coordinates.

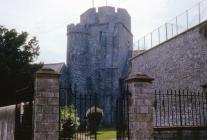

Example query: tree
[0,26,41,99]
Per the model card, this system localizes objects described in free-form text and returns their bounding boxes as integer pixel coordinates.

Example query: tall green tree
[0,26,42,99]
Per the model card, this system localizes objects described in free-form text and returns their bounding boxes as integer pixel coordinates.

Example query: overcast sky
[0,0,204,63]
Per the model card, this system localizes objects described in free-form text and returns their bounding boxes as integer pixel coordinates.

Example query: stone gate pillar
[33,68,59,140]
[126,74,154,140]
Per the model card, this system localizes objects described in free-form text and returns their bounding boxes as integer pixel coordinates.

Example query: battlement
[67,24,88,34]
[116,8,130,19]
[98,6,116,15]
[80,6,131,29]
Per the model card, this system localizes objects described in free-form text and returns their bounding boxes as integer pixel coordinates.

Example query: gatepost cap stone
[126,74,154,83]
[36,67,60,78]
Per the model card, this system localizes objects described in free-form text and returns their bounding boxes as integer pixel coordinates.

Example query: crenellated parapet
[80,6,131,30]
[80,8,97,25]
[67,24,88,35]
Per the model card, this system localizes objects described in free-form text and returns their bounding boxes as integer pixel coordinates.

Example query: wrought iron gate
[59,87,98,140]
[116,79,129,140]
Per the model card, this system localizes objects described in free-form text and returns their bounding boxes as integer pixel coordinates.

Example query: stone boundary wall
[129,21,207,91]
[128,22,207,139]
[154,130,207,140]
[0,105,15,140]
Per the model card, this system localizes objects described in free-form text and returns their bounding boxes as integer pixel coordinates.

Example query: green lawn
[96,128,116,140]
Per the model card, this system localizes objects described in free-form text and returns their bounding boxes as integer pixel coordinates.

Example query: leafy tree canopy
[0,26,42,99]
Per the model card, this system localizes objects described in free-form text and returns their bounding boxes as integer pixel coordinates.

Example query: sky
[0,0,204,63]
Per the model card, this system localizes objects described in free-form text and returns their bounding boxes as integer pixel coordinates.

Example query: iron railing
[116,79,129,140]
[134,0,207,50]
[154,89,207,128]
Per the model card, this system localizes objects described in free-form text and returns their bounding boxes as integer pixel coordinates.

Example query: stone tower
[67,6,133,126]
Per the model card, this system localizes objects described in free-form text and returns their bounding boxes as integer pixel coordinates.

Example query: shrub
[61,118,76,138]
[78,119,87,131]
[60,105,80,138]
[86,106,103,134]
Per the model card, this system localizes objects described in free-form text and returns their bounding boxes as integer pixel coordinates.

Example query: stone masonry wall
[130,21,207,91]
[129,21,207,139]
[0,105,15,140]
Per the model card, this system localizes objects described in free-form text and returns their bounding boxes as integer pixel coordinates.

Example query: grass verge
[96,128,116,140]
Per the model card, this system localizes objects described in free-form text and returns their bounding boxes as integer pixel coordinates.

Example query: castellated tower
[67,6,133,127]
